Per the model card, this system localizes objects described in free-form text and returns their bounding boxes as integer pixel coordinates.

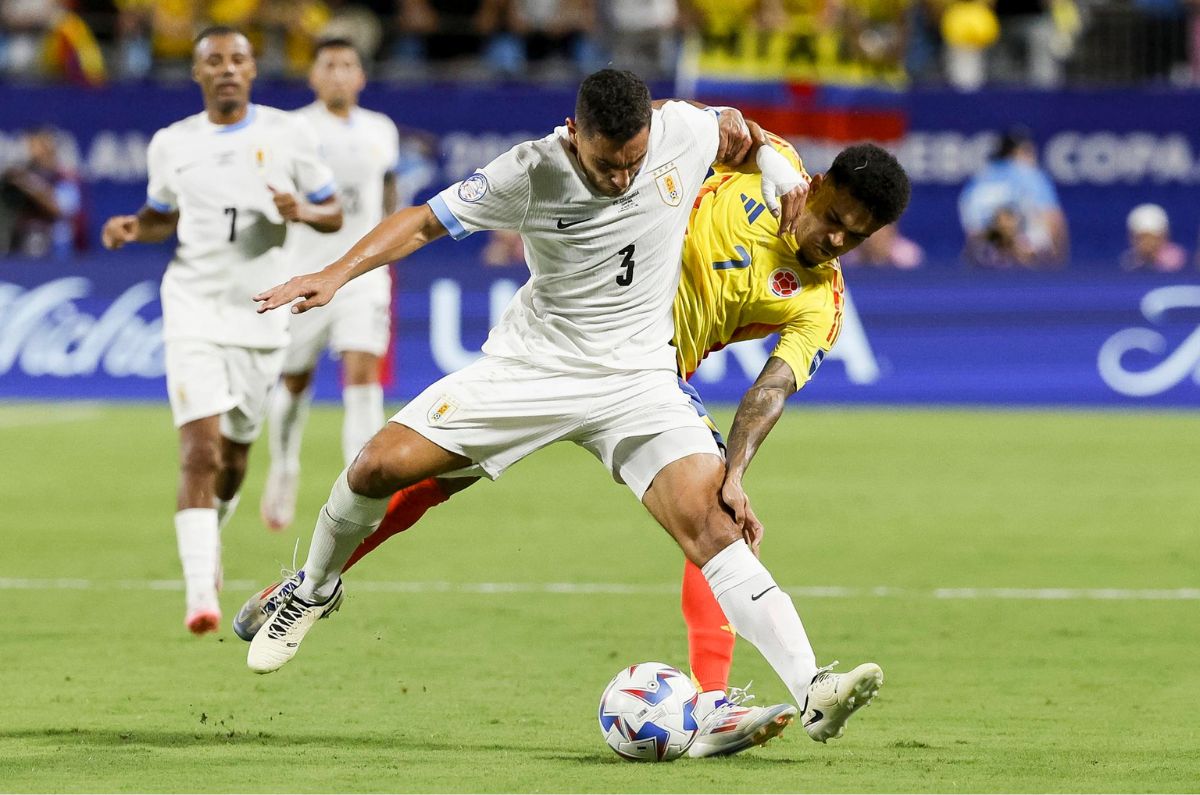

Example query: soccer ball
[597,662,699,762]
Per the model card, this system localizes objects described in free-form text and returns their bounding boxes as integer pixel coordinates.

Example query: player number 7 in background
[223,207,237,243]
[616,244,636,286]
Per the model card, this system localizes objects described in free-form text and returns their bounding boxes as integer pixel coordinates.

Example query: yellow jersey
[673,137,845,388]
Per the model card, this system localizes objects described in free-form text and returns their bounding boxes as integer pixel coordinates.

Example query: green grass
[1,402,1197,792]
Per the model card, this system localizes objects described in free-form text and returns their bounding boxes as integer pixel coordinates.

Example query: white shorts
[164,340,285,443]
[282,286,391,375]
[390,355,721,499]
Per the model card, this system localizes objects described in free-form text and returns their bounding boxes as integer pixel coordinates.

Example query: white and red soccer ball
[598,662,699,762]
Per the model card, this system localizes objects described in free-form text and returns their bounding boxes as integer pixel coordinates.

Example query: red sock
[681,558,736,694]
[342,477,449,573]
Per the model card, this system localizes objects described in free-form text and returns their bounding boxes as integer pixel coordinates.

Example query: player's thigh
[641,452,741,567]
[281,307,332,377]
[389,356,588,485]
[219,345,286,444]
[576,369,723,500]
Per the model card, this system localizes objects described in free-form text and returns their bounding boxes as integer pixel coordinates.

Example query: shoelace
[810,660,839,686]
[724,682,757,708]
[266,598,308,640]
[704,682,758,728]
[261,571,303,616]
[262,540,305,616]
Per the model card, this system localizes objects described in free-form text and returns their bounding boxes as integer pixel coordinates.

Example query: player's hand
[253,270,342,314]
[269,186,302,222]
[715,108,753,166]
[756,145,809,238]
[720,476,752,532]
[101,215,139,250]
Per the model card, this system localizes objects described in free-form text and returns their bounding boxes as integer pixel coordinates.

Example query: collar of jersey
[211,104,258,134]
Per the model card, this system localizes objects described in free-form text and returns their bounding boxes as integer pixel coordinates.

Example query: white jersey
[429,101,719,372]
[147,103,336,348]
[285,102,400,301]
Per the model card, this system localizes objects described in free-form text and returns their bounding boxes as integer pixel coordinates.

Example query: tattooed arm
[720,356,798,550]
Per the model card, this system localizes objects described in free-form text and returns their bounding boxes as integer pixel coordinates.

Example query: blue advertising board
[2,251,1197,407]
[3,83,1200,264]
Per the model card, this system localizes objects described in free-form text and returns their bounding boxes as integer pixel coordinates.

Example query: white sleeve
[289,117,337,203]
[426,142,533,240]
[145,130,176,213]
[384,118,402,175]
[664,100,721,169]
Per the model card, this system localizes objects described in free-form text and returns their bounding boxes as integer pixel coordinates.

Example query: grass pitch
[1,402,1197,793]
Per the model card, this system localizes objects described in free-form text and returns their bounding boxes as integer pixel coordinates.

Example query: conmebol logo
[1097,286,1200,397]
[0,278,164,379]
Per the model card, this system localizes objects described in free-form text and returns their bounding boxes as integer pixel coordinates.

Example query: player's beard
[214,95,245,117]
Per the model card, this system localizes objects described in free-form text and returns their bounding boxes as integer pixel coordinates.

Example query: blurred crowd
[2,0,1200,87]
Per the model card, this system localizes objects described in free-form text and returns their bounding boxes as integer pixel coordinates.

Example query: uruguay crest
[653,163,682,206]
[428,395,459,424]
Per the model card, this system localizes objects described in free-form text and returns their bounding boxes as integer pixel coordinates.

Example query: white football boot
[247,580,343,673]
[801,661,884,743]
[259,467,300,532]
[687,684,798,758]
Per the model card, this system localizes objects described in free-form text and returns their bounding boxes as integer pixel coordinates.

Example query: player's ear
[807,172,825,201]
[565,118,577,142]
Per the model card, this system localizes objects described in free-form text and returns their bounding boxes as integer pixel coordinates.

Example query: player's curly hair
[575,70,652,143]
[826,143,911,226]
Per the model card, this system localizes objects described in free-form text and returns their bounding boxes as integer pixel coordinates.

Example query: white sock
[175,508,220,605]
[268,384,311,474]
[341,383,384,466]
[215,493,240,530]
[296,469,389,602]
[702,541,818,705]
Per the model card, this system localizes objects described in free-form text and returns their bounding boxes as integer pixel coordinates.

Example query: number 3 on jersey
[615,244,635,287]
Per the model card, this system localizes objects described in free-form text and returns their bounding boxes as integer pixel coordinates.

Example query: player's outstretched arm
[101,206,179,249]
[254,203,447,314]
[721,356,798,535]
[270,187,343,233]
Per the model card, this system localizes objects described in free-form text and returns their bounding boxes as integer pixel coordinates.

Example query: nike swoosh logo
[751,585,777,601]
[556,217,590,229]
[804,709,823,726]
[175,161,203,174]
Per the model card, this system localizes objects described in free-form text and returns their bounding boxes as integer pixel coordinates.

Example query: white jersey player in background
[260,38,402,532]
[247,70,884,748]
[101,26,342,635]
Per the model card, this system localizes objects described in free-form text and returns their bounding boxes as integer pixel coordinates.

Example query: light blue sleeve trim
[306,182,336,203]
[146,196,174,213]
[427,194,470,240]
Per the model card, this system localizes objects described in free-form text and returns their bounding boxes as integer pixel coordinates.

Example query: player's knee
[179,437,221,480]
[346,446,396,498]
